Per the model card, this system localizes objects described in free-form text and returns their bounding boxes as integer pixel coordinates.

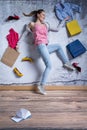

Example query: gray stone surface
[0,0,87,85]
[0,0,87,24]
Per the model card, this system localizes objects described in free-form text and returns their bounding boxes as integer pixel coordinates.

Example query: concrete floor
[0,0,87,86]
[0,0,87,23]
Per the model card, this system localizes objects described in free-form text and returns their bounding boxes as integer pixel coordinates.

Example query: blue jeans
[36,44,69,85]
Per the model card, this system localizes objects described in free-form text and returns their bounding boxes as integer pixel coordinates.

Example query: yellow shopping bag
[66,20,82,36]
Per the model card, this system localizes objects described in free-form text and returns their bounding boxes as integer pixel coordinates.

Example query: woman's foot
[37,85,47,95]
[63,62,75,71]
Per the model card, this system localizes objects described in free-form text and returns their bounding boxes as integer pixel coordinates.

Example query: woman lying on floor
[23,9,74,95]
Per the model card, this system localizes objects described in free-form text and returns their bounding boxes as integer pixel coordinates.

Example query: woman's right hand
[64,16,71,21]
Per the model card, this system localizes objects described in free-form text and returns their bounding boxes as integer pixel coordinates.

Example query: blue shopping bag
[66,39,86,58]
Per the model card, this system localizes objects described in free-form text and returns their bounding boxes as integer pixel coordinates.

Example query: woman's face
[37,11,45,22]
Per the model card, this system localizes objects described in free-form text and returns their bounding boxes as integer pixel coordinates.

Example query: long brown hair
[23,9,45,18]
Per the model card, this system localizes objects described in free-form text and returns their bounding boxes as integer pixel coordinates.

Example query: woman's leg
[36,44,52,94]
[47,44,68,64]
[47,44,74,70]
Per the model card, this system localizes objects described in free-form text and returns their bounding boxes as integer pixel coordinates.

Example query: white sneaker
[37,85,47,95]
[63,62,75,71]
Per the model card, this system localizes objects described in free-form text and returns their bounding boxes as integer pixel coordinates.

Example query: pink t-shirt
[32,23,48,45]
